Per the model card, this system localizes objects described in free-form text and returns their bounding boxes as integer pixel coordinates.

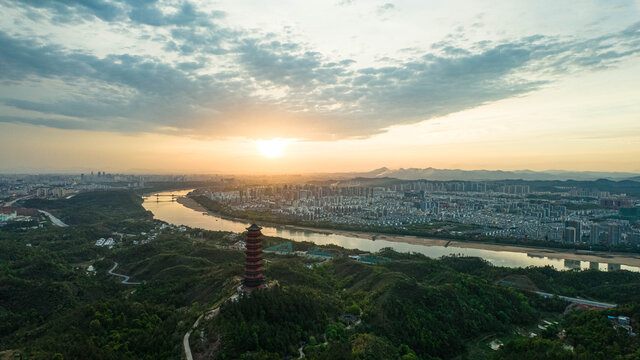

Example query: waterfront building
[566,220,582,243]
[590,222,601,244]
[564,227,576,244]
[608,223,621,246]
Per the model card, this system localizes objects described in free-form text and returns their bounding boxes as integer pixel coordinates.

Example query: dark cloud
[4,0,224,27]
[0,30,249,134]
[127,1,224,27]
[0,115,106,131]
[224,23,640,137]
[10,0,125,23]
[234,39,352,89]
[0,0,639,140]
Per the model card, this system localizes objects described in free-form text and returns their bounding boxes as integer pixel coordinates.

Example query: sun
[256,138,287,158]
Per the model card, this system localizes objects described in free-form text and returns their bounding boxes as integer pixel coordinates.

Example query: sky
[0,0,639,174]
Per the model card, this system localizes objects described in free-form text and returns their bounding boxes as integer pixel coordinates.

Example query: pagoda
[242,223,266,291]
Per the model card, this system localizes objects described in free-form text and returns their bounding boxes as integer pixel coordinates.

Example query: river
[142,190,640,272]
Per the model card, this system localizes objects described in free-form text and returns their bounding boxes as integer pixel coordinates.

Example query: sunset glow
[256,139,288,159]
[0,1,638,174]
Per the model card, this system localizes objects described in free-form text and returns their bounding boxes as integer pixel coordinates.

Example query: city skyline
[1,1,640,173]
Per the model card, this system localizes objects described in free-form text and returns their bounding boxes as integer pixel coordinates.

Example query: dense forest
[198,252,640,359]
[2,190,640,359]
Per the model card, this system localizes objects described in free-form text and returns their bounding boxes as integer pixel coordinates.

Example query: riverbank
[176,196,640,268]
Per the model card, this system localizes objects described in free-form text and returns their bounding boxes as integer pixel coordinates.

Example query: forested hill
[2,191,640,359]
[199,252,640,359]
[23,190,153,233]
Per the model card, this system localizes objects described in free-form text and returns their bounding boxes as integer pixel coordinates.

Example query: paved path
[534,291,616,308]
[298,334,328,359]
[108,262,140,285]
[38,210,68,227]
[184,308,219,360]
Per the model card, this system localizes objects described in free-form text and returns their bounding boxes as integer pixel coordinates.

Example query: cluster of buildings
[95,237,116,248]
[0,207,40,225]
[0,173,232,207]
[93,223,185,249]
[563,219,630,246]
[197,181,640,247]
[0,173,152,205]
[608,315,635,336]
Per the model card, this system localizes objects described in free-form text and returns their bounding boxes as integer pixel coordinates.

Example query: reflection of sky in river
[143,190,639,272]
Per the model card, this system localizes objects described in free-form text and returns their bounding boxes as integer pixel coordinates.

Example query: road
[534,291,617,308]
[108,262,141,285]
[1,196,68,228]
[2,195,33,207]
[38,210,68,227]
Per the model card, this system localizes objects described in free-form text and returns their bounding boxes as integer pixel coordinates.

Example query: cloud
[8,0,125,24]
[0,30,250,134]
[1,0,639,140]
[127,1,225,27]
[377,3,395,15]
[376,2,396,20]
[3,0,224,27]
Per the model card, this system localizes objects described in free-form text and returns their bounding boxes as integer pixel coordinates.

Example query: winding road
[108,262,141,285]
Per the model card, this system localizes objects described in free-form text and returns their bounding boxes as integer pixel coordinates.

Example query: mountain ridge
[349,167,640,181]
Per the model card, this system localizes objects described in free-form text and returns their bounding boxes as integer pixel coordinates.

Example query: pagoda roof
[246,223,262,231]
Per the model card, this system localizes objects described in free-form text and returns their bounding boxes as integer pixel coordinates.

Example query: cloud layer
[1,0,639,140]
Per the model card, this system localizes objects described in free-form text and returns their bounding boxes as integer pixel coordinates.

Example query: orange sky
[2,60,639,175]
[1,1,639,174]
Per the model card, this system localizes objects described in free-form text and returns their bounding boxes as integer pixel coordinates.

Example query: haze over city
[1,0,639,174]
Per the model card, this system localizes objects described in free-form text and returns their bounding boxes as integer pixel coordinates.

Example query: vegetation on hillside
[2,190,640,359]
[201,251,640,359]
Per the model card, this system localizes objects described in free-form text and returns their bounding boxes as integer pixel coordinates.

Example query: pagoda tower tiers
[242,223,266,291]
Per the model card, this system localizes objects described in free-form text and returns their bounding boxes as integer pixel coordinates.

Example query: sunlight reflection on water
[143,190,639,272]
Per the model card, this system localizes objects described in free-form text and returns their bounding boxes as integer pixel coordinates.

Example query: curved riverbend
[142,190,640,272]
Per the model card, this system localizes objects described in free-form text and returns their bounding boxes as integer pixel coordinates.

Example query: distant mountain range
[345,167,640,181]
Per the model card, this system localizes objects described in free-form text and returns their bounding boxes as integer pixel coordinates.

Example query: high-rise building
[608,223,621,246]
[590,222,600,244]
[243,224,265,291]
[566,220,582,243]
[564,227,576,244]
